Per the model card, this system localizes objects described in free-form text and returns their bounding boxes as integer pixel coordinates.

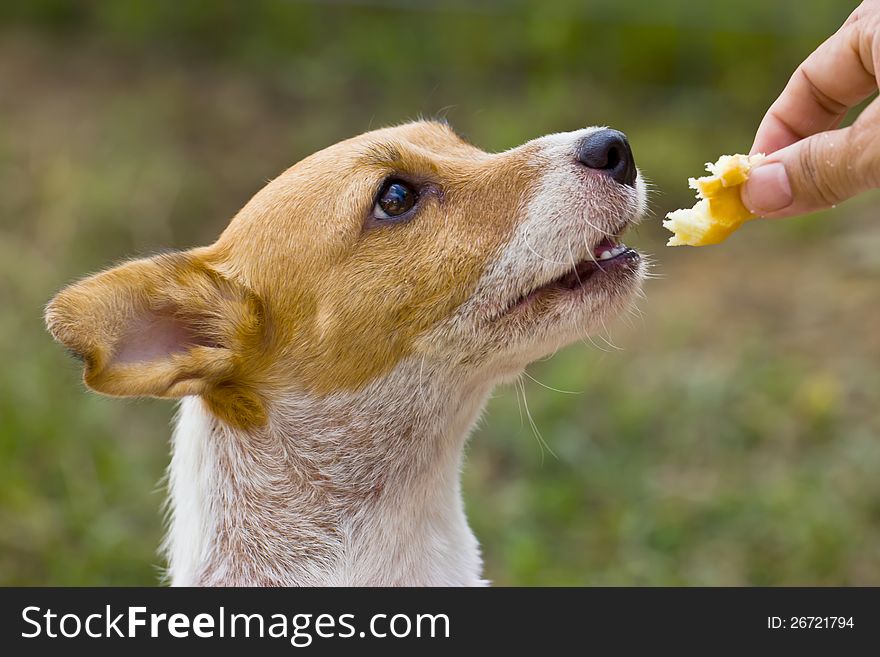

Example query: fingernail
[743,162,793,215]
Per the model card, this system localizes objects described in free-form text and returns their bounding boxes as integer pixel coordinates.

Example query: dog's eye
[373,180,417,220]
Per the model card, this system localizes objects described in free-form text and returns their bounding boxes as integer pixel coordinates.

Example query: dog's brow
[361,144,403,168]
[359,143,445,180]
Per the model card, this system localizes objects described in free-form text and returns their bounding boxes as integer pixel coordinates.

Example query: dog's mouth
[501,230,640,316]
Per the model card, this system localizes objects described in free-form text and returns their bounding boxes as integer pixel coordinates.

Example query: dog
[45,120,646,585]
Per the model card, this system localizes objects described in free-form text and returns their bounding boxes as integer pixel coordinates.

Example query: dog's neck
[164,360,494,586]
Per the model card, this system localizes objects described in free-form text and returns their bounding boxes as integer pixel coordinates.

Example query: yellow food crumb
[663,153,765,247]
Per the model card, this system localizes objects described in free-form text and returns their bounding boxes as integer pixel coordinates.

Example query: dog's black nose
[576,129,636,187]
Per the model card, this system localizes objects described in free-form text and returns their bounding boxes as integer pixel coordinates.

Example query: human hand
[742,0,880,218]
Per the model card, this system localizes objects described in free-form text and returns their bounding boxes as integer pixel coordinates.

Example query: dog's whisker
[523,369,582,395]
[516,377,557,464]
[597,318,624,351]
[581,333,615,353]
[513,373,526,432]
[625,303,648,332]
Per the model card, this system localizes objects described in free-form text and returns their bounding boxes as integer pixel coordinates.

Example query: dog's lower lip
[501,245,639,315]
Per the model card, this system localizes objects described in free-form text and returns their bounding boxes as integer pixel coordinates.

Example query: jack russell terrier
[46,121,646,586]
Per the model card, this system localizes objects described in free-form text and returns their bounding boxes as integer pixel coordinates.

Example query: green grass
[2,0,879,585]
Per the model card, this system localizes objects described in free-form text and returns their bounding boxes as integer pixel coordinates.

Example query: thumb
[742,121,879,219]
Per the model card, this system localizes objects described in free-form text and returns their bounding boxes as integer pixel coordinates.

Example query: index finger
[751,15,878,156]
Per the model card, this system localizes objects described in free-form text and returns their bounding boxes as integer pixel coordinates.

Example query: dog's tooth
[599,250,613,260]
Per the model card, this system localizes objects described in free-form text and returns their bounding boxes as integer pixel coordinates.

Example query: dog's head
[46,121,646,426]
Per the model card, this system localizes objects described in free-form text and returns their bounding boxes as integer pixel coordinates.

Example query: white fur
[165,361,492,586]
[163,397,217,585]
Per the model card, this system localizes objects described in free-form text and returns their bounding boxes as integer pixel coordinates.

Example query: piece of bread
[663,153,765,246]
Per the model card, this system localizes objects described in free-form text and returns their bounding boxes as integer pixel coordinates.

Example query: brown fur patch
[46,252,269,427]
[213,121,538,394]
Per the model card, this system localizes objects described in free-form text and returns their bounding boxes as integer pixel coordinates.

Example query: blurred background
[2,0,880,585]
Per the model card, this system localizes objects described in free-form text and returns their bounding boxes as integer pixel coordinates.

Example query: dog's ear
[45,251,267,425]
